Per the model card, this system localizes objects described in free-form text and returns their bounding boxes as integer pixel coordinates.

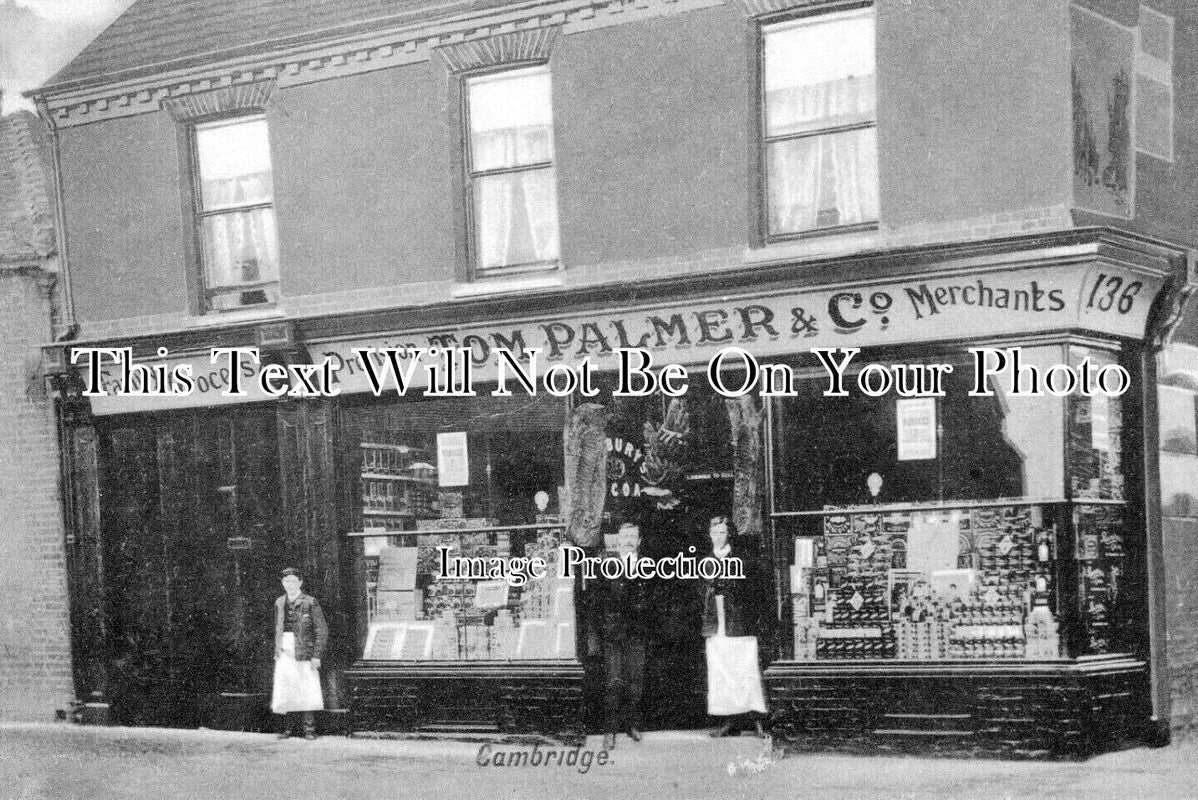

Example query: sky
[0,0,135,113]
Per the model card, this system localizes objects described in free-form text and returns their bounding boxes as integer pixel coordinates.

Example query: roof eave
[30,0,534,101]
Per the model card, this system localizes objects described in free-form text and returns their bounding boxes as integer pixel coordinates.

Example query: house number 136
[1085,273,1142,314]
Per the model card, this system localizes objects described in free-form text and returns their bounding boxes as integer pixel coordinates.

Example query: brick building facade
[0,103,73,721]
[19,0,1198,753]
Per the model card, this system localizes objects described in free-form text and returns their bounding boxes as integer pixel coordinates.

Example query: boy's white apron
[705,595,768,716]
[271,632,324,713]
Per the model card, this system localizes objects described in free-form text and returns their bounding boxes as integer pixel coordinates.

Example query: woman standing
[702,516,769,738]
[272,567,328,740]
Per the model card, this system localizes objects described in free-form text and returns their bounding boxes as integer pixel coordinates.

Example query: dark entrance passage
[590,386,744,732]
[94,408,283,728]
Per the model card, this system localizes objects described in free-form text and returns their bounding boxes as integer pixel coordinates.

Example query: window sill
[185,304,286,328]
[451,274,563,300]
[744,227,882,267]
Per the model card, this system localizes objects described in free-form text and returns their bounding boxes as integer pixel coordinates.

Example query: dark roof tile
[44,0,520,91]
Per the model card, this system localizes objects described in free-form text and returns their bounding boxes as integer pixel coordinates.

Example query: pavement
[1,722,1197,800]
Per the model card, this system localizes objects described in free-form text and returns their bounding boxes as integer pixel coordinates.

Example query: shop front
[54,229,1190,754]
[765,342,1148,757]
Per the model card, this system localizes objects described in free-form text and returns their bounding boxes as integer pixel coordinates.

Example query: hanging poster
[896,397,937,461]
[436,431,470,487]
[1071,5,1135,218]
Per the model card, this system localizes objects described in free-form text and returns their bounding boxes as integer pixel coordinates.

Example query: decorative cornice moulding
[434,27,561,72]
[36,0,721,129]
[161,81,277,121]
[728,0,856,18]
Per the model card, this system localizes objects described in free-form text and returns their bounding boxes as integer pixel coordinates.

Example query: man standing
[590,523,652,750]
[272,567,328,740]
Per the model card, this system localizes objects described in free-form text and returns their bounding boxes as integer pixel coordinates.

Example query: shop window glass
[771,356,1025,511]
[762,7,878,238]
[1064,347,1131,656]
[769,348,1132,663]
[347,394,573,661]
[1159,386,1196,454]
[466,66,560,277]
[192,116,280,311]
[784,504,1064,661]
[1065,348,1125,501]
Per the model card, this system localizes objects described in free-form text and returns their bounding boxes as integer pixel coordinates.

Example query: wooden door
[95,408,282,727]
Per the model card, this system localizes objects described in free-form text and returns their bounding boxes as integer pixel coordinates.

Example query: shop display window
[346,394,574,661]
[782,504,1064,661]
[360,526,576,661]
[1066,348,1125,501]
[771,354,1028,510]
[771,347,1132,662]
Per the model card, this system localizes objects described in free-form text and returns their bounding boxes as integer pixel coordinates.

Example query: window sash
[763,9,876,136]
[471,165,560,274]
[191,114,280,308]
[766,125,878,237]
[194,116,275,211]
[467,66,555,174]
[761,7,878,239]
[199,206,280,288]
[465,65,560,275]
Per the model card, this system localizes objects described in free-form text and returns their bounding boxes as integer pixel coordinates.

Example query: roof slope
[44,0,518,91]
[0,111,55,264]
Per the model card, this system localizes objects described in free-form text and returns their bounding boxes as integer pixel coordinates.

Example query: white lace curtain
[763,10,877,235]
[474,166,559,272]
[766,79,878,234]
[469,68,560,271]
[195,118,279,292]
[201,205,279,288]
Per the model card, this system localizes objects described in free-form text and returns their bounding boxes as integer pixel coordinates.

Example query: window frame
[755,1,879,245]
[460,62,562,280]
[184,110,281,313]
[1134,4,1174,162]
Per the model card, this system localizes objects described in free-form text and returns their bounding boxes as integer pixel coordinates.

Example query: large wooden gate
[72,408,283,727]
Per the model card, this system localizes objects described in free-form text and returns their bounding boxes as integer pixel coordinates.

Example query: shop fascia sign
[78,260,1163,415]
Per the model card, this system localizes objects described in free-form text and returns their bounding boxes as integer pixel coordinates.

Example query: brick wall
[1158,346,1198,738]
[0,272,74,720]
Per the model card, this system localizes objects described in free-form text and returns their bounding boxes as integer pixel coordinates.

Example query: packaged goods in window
[359,443,439,519]
[376,547,418,592]
[794,619,819,661]
[1075,504,1126,654]
[360,523,575,661]
[399,623,435,659]
[791,504,1062,661]
[431,613,457,660]
[416,517,492,532]
[473,581,509,609]
[515,619,553,659]
[375,591,419,621]
[363,623,403,660]
[1025,600,1061,658]
[1068,376,1125,501]
[439,491,464,519]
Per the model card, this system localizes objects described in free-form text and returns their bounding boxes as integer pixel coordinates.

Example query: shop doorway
[95,409,283,728]
[595,387,742,731]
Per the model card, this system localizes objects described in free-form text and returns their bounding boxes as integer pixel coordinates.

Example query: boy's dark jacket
[701,538,769,639]
[589,570,655,642]
[275,593,328,661]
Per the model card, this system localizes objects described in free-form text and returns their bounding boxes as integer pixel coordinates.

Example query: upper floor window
[1135,5,1173,161]
[762,7,878,239]
[465,66,560,278]
[193,115,280,310]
